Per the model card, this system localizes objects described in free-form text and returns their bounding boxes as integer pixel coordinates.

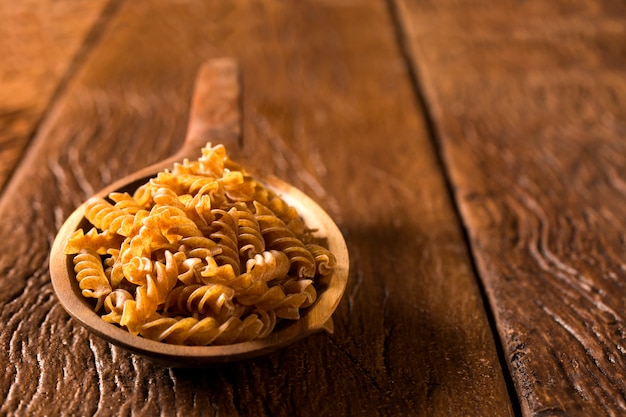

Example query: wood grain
[3,0,512,415]
[0,0,116,190]
[397,0,626,415]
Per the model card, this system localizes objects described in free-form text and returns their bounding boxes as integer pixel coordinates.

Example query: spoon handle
[179,58,242,157]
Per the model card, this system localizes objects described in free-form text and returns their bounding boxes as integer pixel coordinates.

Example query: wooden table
[2,1,626,415]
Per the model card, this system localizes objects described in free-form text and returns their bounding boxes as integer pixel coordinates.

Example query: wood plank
[1,0,512,415]
[0,0,116,190]
[397,0,626,415]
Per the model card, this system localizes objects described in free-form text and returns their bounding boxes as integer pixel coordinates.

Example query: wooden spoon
[49,59,349,367]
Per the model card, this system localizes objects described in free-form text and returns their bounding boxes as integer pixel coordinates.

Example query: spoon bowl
[49,59,349,366]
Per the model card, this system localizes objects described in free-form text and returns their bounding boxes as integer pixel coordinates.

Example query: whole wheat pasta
[64,143,336,346]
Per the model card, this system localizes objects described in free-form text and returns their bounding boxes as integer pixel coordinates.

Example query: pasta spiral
[245,250,290,283]
[163,283,237,320]
[209,208,241,276]
[65,228,123,255]
[306,243,337,277]
[253,201,316,278]
[73,248,112,310]
[234,202,265,260]
[84,197,135,236]
[138,313,264,346]
[102,289,134,324]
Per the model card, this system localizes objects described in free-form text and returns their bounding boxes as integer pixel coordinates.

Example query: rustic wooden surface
[0,0,115,190]
[0,1,513,416]
[7,0,626,416]
[398,0,626,416]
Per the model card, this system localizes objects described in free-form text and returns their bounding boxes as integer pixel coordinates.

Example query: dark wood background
[2,1,626,416]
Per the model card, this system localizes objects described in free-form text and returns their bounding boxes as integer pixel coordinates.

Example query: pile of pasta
[64,143,336,346]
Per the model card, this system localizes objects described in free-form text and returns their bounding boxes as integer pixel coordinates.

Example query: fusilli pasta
[65,143,336,346]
